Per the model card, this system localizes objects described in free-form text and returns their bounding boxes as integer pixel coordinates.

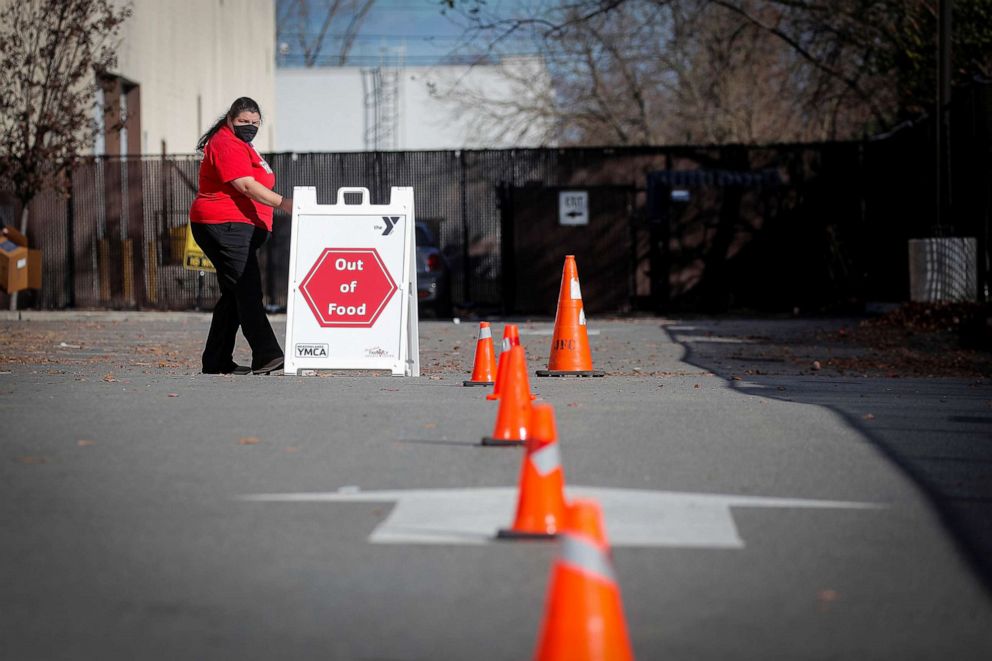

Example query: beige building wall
[112,0,276,154]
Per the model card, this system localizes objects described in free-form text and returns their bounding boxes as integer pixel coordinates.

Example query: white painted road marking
[238,487,884,548]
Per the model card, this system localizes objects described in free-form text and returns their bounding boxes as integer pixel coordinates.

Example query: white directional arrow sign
[238,486,884,548]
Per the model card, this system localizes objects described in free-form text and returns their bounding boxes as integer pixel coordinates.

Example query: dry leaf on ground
[15,456,47,464]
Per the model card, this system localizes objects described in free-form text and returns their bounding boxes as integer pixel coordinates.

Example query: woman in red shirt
[189,97,291,375]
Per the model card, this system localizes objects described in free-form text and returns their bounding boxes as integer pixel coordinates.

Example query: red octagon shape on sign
[299,248,398,328]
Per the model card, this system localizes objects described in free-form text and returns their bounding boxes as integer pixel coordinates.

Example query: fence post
[126,156,146,308]
[459,150,470,305]
[498,181,516,315]
[66,175,75,308]
[647,153,672,312]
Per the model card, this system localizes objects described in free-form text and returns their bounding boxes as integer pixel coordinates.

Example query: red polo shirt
[189,125,276,230]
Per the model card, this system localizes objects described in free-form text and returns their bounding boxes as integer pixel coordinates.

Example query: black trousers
[190,222,283,372]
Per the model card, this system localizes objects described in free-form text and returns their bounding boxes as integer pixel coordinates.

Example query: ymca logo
[295,343,329,358]
[381,216,400,236]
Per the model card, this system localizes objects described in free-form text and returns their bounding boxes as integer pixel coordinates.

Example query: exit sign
[559,191,589,226]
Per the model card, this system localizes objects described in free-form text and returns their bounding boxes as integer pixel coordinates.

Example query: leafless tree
[437,0,990,145]
[424,57,560,147]
[435,1,836,145]
[0,0,131,307]
[0,0,130,228]
[430,2,671,146]
[277,0,376,67]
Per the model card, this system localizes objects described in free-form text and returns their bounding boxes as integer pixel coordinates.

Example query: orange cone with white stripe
[534,500,634,661]
[464,322,497,386]
[497,403,566,539]
[481,345,532,447]
[537,255,604,377]
[487,325,520,400]
[488,324,535,401]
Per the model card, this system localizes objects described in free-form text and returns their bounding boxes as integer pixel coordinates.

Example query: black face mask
[232,124,258,143]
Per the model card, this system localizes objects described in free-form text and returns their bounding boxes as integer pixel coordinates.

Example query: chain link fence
[3,131,988,314]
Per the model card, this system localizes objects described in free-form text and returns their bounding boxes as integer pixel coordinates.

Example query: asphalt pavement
[1,312,991,660]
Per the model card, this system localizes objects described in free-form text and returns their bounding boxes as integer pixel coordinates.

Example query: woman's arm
[229,176,293,214]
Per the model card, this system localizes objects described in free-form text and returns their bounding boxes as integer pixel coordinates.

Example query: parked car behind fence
[415,222,451,317]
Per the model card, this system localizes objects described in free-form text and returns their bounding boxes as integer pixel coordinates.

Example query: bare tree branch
[706,0,889,127]
[277,0,377,67]
[337,0,376,65]
[0,0,130,208]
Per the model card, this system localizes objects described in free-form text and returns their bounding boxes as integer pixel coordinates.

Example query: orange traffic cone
[488,324,537,401]
[464,322,497,387]
[487,324,521,400]
[536,255,605,378]
[481,345,532,447]
[534,500,634,661]
[497,403,566,539]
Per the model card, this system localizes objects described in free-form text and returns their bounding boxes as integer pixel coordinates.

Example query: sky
[277,0,543,67]
[353,0,468,64]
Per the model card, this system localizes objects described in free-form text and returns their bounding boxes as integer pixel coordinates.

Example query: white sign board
[284,186,420,376]
[559,190,589,226]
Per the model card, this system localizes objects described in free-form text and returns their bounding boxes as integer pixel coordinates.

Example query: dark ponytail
[196,96,262,152]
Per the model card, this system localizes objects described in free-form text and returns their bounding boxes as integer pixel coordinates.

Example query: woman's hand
[277,196,293,214]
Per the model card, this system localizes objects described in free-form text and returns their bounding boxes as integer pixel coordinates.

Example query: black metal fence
[3,104,989,314]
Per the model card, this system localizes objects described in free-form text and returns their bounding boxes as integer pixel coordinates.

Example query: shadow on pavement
[665,319,992,594]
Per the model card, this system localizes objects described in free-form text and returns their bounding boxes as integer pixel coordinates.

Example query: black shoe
[202,362,252,375]
[252,356,284,375]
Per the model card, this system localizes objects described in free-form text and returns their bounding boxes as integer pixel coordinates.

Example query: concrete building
[102,0,276,155]
[275,57,554,152]
[104,3,549,154]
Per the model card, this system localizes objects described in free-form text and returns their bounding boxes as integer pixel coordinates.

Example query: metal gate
[498,183,638,315]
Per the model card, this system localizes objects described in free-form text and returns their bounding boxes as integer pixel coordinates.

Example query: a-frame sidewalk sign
[284,186,420,376]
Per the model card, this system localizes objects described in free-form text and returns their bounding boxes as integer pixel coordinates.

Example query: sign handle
[335,188,371,206]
